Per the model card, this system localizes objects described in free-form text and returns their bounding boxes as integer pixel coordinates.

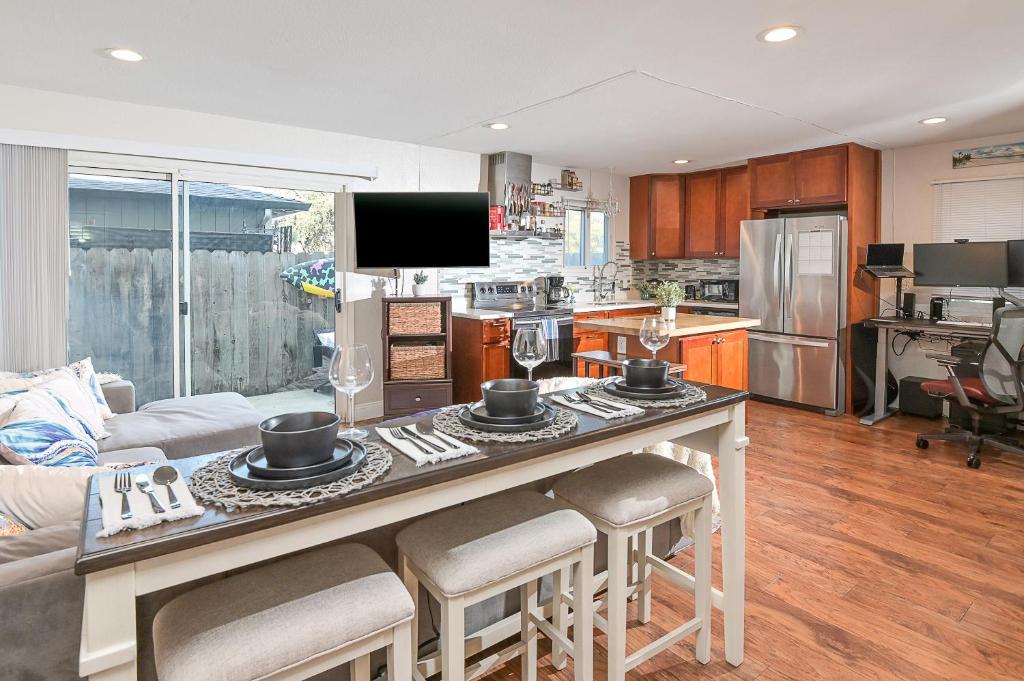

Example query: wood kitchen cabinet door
[574,332,608,377]
[629,175,653,259]
[719,166,749,258]
[679,334,714,384]
[794,145,847,206]
[749,153,796,209]
[715,330,748,390]
[481,342,510,383]
[651,175,684,259]
[684,171,720,258]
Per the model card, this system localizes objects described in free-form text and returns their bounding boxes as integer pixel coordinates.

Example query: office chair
[916,306,1024,468]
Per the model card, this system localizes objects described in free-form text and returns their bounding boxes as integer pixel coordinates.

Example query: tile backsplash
[438,236,737,300]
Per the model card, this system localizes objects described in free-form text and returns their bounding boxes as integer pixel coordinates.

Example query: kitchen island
[575,312,761,390]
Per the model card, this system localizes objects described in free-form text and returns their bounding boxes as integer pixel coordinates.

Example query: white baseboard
[354,400,384,421]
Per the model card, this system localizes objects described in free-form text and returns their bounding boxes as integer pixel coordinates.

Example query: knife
[401,425,446,452]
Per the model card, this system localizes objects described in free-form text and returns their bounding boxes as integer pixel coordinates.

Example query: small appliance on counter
[545,276,572,305]
[684,284,698,299]
[699,279,739,303]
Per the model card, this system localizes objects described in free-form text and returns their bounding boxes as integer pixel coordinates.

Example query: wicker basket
[390,343,446,380]
[389,302,442,335]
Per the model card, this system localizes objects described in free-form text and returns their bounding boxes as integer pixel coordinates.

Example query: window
[564,208,611,267]
[932,176,1024,296]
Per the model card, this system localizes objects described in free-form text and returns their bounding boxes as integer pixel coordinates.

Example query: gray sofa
[0,383,263,681]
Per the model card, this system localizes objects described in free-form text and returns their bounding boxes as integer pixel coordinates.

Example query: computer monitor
[1008,240,1024,287]
[913,241,1009,287]
[866,243,905,267]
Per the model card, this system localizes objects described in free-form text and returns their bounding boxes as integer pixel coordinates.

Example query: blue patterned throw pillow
[0,389,98,467]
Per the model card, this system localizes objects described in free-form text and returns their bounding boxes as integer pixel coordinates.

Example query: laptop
[863,243,915,277]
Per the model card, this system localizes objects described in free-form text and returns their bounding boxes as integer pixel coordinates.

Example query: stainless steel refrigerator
[739,215,847,414]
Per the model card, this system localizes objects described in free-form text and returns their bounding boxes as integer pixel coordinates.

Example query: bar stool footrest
[624,617,703,671]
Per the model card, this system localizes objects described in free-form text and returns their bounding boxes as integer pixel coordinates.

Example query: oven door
[510,315,575,380]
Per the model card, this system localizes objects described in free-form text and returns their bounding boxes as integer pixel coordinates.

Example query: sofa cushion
[0,464,110,529]
[0,521,79,565]
[99,392,260,460]
[96,447,167,466]
[100,380,136,415]
[0,389,98,466]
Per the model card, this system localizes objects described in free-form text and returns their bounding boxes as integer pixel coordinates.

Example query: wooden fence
[69,248,333,406]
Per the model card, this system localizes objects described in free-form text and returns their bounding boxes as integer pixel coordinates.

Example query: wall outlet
[616,336,627,354]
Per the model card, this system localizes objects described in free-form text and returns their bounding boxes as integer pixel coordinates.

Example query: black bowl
[622,359,670,389]
[480,378,540,417]
[258,411,340,468]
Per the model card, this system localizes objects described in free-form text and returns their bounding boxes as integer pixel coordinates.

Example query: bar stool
[396,489,597,681]
[153,543,414,681]
[552,452,714,680]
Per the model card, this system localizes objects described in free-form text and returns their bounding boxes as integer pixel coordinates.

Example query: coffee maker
[545,276,571,305]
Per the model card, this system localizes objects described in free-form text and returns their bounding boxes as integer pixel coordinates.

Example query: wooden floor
[478,401,1024,681]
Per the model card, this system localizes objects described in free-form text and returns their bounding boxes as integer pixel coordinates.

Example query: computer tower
[901,292,916,319]
[898,377,942,418]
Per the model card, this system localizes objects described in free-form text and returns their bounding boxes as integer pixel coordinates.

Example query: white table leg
[718,402,747,666]
[79,565,137,680]
[606,530,629,681]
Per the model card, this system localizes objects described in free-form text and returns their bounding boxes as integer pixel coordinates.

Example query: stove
[470,280,574,378]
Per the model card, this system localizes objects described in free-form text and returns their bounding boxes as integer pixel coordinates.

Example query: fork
[577,392,626,412]
[114,472,132,520]
[387,427,436,456]
[564,393,616,413]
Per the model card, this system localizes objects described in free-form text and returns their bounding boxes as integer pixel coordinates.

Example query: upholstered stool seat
[553,453,715,681]
[552,451,714,527]
[397,490,597,681]
[153,543,414,681]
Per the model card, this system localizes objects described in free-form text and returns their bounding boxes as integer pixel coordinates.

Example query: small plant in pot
[412,270,429,296]
[655,281,683,321]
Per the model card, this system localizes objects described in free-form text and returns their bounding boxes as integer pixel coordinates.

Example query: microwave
[699,279,738,303]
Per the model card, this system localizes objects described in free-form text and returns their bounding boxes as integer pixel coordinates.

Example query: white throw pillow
[0,464,111,529]
[32,369,110,440]
[0,357,115,420]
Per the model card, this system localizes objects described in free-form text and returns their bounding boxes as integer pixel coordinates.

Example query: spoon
[152,466,181,509]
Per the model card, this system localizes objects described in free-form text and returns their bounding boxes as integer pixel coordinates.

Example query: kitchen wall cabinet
[749,145,848,209]
[629,175,684,260]
[452,317,510,403]
[682,165,748,259]
[679,329,747,390]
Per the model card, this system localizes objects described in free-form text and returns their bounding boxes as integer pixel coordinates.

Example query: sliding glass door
[69,169,338,416]
[68,173,178,405]
[180,181,336,417]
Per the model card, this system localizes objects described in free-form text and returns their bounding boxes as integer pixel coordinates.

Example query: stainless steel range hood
[487,152,532,222]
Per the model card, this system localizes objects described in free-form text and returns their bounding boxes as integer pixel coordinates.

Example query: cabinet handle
[415,396,422,402]
[794,199,801,204]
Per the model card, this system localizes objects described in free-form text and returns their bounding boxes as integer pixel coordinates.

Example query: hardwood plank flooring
[476,401,1024,680]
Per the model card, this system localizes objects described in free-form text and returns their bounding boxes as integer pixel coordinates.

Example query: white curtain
[0,144,69,372]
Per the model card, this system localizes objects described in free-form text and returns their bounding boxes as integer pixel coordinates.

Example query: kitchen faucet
[592,261,619,301]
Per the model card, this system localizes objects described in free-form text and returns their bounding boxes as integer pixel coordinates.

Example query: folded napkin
[97,470,204,538]
[551,393,644,419]
[376,424,479,466]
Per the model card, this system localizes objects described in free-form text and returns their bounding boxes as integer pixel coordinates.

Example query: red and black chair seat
[920,377,1001,405]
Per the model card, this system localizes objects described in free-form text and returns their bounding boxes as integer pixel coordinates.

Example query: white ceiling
[2,0,1023,175]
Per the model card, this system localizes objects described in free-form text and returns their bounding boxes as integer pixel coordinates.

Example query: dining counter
[575,312,761,337]
[76,385,751,679]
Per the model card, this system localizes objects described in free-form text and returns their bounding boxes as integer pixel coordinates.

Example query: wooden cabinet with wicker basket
[382,297,453,417]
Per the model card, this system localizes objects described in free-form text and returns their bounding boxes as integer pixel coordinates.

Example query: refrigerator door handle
[784,233,794,319]
[749,332,832,348]
[773,233,783,317]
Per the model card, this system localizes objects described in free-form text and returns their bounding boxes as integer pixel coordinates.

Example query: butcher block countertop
[575,313,761,337]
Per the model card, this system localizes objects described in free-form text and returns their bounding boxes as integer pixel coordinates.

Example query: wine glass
[328,343,374,439]
[639,317,671,360]
[513,326,548,381]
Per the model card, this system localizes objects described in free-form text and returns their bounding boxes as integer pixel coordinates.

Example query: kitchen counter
[575,312,760,337]
[451,298,659,320]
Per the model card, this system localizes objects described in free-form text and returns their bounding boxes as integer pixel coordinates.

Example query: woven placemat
[432,404,578,443]
[188,442,392,511]
[584,378,708,409]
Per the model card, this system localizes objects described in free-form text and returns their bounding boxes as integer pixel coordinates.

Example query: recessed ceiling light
[105,48,144,62]
[485,122,510,130]
[758,26,801,43]
[673,159,690,165]
[919,117,948,125]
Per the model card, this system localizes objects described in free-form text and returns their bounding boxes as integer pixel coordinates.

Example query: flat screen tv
[353,192,490,268]
[913,241,1009,287]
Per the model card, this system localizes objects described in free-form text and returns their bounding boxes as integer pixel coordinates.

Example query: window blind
[931,176,1024,298]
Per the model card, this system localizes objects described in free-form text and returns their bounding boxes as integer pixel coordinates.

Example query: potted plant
[639,281,657,301]
[412,271,429,297]
[655,281,683,321]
